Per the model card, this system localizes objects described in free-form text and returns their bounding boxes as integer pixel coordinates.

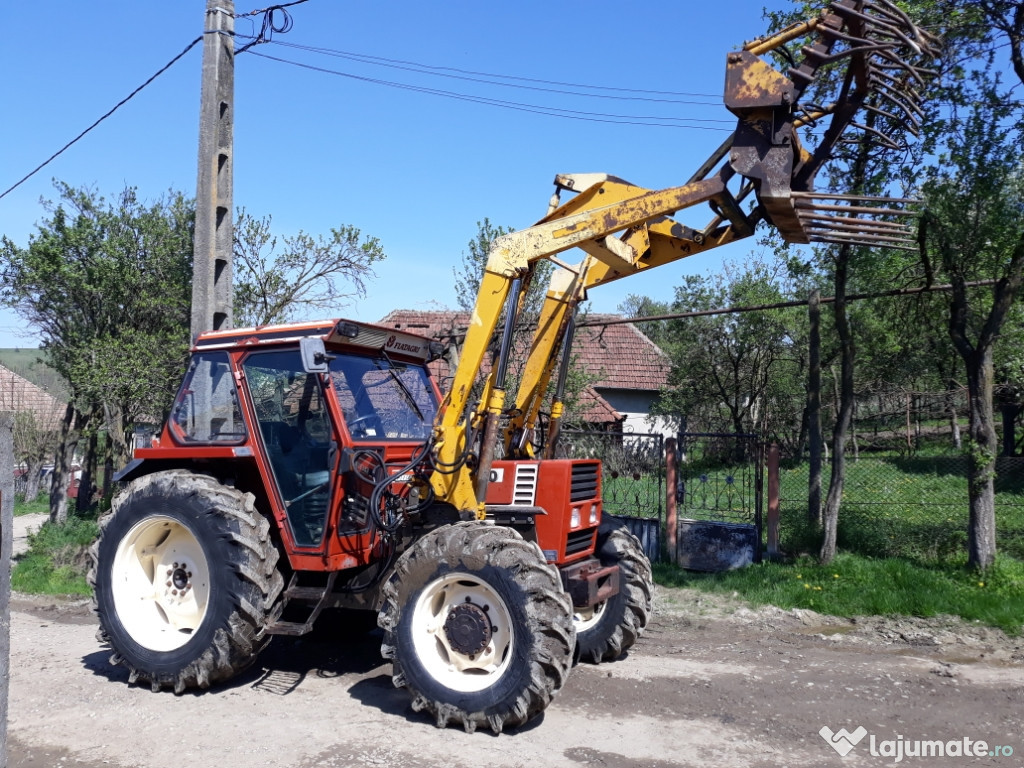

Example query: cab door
[241,349,336,548]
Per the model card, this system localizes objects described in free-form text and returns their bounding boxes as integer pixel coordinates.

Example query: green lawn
[654,552,1024,635]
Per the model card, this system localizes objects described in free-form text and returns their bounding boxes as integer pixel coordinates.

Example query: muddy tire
[574,520,653,664]
[379,521,575,733]
[89,470,284,693]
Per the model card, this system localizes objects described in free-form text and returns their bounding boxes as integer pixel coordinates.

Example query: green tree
[233,208,385,327]
[12,410,60,503]
[617,294,671,348]
[919,71,1024,570]
[656,258,800,439]
[1,183,193,521]
[764,0,942,563]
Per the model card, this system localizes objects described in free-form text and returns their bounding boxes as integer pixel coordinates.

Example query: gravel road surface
[7,581,1023,767]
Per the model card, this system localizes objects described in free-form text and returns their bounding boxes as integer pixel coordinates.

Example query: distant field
[0,348,69,399]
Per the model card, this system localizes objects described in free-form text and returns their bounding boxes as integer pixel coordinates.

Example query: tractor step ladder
[265,571,338,636]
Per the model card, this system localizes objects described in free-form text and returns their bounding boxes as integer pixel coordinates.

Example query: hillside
[0,348,70,401]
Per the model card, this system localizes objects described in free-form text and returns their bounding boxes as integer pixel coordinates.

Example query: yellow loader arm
[429,0,939,516]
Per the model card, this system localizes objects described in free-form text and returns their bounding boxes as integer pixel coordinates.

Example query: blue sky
[0,0,786,349]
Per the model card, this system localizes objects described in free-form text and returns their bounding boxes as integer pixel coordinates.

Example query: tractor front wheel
[574,520,653,664]
[90,470,284,693]
[379,521,575,733]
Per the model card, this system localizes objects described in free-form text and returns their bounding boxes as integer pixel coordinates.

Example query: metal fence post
[666,437,678,564]
[767,442,780,558]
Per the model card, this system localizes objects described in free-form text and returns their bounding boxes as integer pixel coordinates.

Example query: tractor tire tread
[576,525,653,664]
[89,470,284,693]
[379,521,574,733]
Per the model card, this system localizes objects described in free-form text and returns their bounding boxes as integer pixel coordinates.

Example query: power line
[269,40,722,105]
[0,36,204,202]
[579,279,1002,326]
[235,1,303,54]
[247,50,735,130]
[236,0,309,16]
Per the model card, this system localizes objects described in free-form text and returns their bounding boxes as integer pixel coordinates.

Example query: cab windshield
[329,352,437,441]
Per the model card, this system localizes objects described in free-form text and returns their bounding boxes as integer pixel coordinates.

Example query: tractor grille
[565,527,596,558]
[570,462,599,502]
[513,463,539,506]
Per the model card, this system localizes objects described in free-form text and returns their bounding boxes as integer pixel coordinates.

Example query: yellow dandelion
[804,583,811,589]
[833,574,840,579]
[978,581,985,588]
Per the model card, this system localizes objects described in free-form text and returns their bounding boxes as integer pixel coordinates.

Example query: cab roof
[193,318,439,362]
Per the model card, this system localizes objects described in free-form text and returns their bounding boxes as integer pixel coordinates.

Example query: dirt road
[7,585,1024,768]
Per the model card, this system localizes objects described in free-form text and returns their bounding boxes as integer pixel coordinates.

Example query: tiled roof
[574,385,622,425]
[572,315,670,391]
[379,310,669,392]
[379,310,464,341]
[0,364,66,425]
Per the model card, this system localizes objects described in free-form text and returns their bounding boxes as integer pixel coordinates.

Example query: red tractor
[89,0,936,733]
[91,320,651,733]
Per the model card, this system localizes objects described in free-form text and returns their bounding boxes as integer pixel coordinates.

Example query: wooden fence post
[666,437,678,564]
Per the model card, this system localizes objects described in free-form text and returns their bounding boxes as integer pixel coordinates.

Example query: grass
[13,493,50,517]
[653,552,1024,635]
[11,514,98,596]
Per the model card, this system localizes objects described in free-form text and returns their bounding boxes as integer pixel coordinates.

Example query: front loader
[90,0,937,733]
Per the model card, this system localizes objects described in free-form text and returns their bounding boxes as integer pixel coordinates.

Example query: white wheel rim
[574,600,607,633]
[410,572,514,693]
[111,515,211,652]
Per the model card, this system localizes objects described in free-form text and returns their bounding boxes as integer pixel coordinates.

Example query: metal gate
[556,429,664,561]
[676,432,763,565]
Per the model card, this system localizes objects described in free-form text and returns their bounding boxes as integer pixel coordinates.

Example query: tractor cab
[129,319,444,567]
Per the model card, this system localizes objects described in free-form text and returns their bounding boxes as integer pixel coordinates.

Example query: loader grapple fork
[725,0,940,249]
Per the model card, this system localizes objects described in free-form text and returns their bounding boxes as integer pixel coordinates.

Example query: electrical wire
[235,3,300,55]
[246,50,734,130]
[236,0,309,16]
[0,36,204,202]
[269,40,722,106]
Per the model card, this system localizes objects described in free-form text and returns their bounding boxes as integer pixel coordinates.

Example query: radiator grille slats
[565,528,595,557]
[570,462,599,502]
[513,463,539,506]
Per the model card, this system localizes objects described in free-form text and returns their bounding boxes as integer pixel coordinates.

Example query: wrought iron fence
[677,432,762,526]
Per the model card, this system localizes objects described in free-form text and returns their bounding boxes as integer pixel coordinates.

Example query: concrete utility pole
[0,412,14,768]
[191,0,235,342]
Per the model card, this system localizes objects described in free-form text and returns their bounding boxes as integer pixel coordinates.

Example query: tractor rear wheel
[379,521,575,733]
[574,520,653,664]
[89,470,284,693]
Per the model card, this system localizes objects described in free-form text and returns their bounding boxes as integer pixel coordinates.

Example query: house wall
[596,388,674,437]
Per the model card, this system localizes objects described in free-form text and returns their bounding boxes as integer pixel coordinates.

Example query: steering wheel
[347,414,379,438]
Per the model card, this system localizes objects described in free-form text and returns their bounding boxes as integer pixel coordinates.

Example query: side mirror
[300,337,333,373]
